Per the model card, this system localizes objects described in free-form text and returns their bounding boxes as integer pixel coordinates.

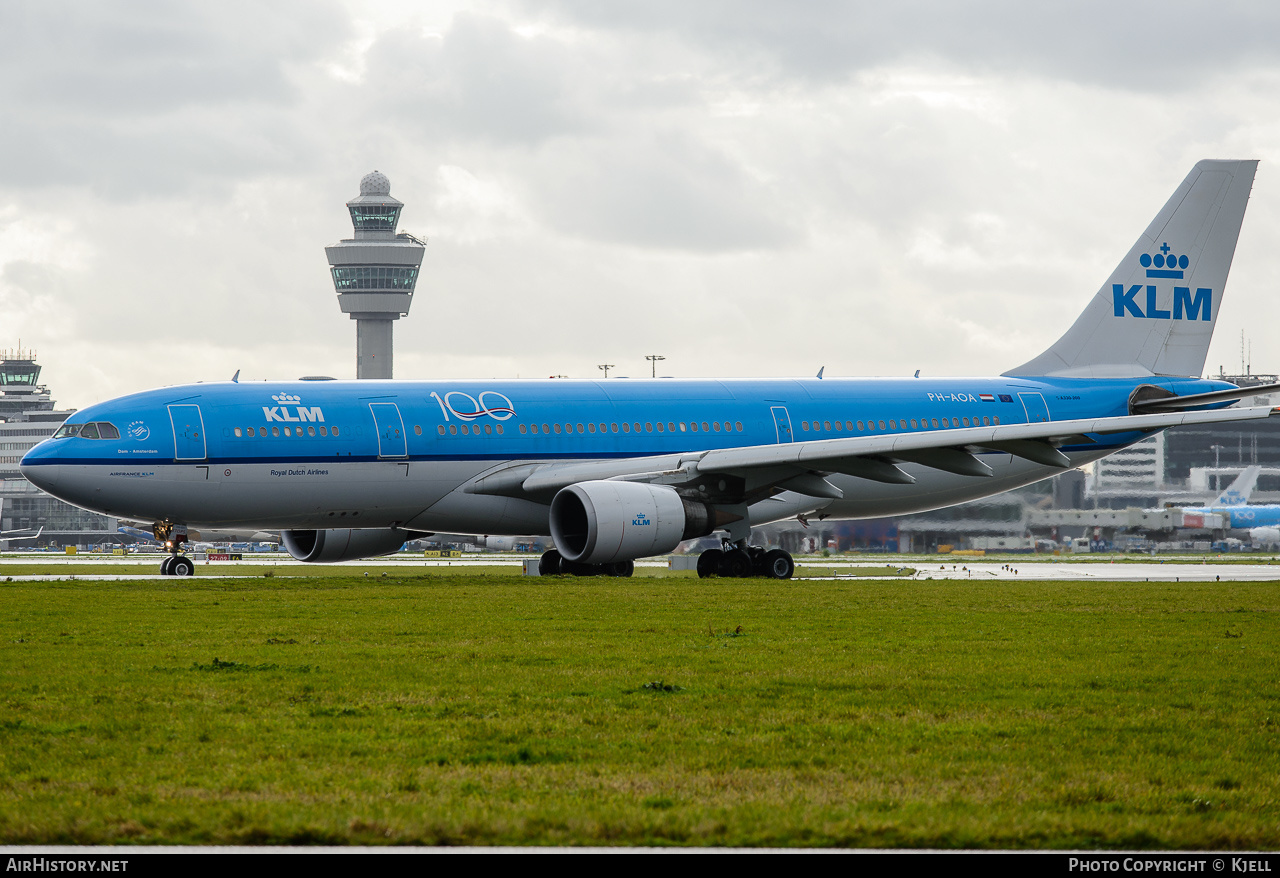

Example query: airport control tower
[326,171,426,379]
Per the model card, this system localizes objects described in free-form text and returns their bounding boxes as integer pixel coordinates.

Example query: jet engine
[549,480,717,565]
[282,527,426,563]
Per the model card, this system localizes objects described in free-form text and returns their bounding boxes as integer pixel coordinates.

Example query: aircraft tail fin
[1212,464,1261,507]
[1005,160,1258,379]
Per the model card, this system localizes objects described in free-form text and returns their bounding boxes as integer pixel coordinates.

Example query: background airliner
[1176,465,1280,531]
[20,160,1278,577]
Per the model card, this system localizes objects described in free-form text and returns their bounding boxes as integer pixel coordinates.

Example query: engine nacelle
[282,527,422,563]
[550,480,716,565]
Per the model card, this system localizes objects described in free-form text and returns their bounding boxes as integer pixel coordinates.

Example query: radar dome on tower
[359,170,392,196]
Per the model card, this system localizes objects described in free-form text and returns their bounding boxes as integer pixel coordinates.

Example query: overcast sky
[4,0,1280,410]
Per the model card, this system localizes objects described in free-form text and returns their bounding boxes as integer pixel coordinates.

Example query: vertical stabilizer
[1212,464,1261,507]
[1006,160,1257,379]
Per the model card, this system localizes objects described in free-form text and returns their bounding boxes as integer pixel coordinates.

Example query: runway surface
[3,553,1280,582]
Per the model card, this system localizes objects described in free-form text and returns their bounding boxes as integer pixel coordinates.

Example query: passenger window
[962,417,970,427]
[448,425,457,435]
[633,423,641,433]
[441,425,449,435]
[878,420,886,430]
[460,425,469,435]
[332,426,340,437]
[889,420,897,430]
[910,419,918,429]
[646,422,653,432]
[982,416,990,426]
[857,421,864,431]
[823,421,831,431]
[414,425,422,436]
[679,422,686,432]
[622,423,630,433]
[234,427,243,438]
[656,422,664,432]
[308,426,316,437]
[801,422,809,432]
[735,421,743,432]
[554,424,562,434]
[712,422,720,432]
[320,426,329,436]
[669,422,677,432]
[576,424,584,434]
[611,423,619,433]
[272,426,280,437]
[484,424,492,435]
[993,416,1000,426]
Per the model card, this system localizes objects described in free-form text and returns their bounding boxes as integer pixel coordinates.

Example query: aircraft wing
[469,405,1276,503]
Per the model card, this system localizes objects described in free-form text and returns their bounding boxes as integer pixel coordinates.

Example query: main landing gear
[696,544,794,579]
[538,550,634,577]
[154,522,194,577]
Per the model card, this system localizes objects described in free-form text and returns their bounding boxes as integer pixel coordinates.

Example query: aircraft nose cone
[20,454,60,490]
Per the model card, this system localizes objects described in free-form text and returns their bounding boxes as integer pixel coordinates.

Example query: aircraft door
[168,405,206,461]
[771,406,794,443]
[1018,393,1051,423]
[370,403,408,458]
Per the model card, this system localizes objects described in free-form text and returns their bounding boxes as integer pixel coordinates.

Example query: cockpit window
[52,422,120,439]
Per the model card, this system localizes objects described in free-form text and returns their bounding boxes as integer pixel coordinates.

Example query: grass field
[2,570,1279,848]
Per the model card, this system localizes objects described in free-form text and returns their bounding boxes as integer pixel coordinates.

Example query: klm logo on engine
[262,393,325,423]
[632,513,651,527]
[1112,243,1211,321]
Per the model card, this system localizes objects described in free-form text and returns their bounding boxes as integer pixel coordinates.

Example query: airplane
[116,521,279,547]
[1177,464,1280,531]
[0,525,43,548]
[19,159,1280,578]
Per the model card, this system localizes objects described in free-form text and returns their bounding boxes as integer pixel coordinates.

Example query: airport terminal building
[0,349,117,547]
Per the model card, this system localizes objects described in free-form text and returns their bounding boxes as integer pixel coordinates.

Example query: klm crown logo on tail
[1112,243,1211,321]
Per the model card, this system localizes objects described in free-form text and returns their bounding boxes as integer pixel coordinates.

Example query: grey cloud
[358,13,593,146]
[0,0,349,197]
[530,1,1280,91]
[521,133,797,251]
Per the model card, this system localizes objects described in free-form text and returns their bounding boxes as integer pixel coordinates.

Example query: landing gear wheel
[697,549,723,578]
[604,560,634,577]
[719,549,753,578]
[159,556,174,576]
[170,556,195,577]
[560,559,595,576]
[539,549,563,576]
[762,549,794,580]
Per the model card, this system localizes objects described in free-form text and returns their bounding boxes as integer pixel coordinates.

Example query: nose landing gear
[154,522,194,576]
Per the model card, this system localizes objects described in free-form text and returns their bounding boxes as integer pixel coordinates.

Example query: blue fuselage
[20,374,1232,533]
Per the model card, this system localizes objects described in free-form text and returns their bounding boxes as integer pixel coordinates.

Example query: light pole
[598,364,614,379]
[646,354,665,378]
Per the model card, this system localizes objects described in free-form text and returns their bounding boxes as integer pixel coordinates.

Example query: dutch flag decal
[979,393,995,402]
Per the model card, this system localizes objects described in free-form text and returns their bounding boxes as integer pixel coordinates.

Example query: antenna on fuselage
[816,366,824,379]
[231,369,240,383]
